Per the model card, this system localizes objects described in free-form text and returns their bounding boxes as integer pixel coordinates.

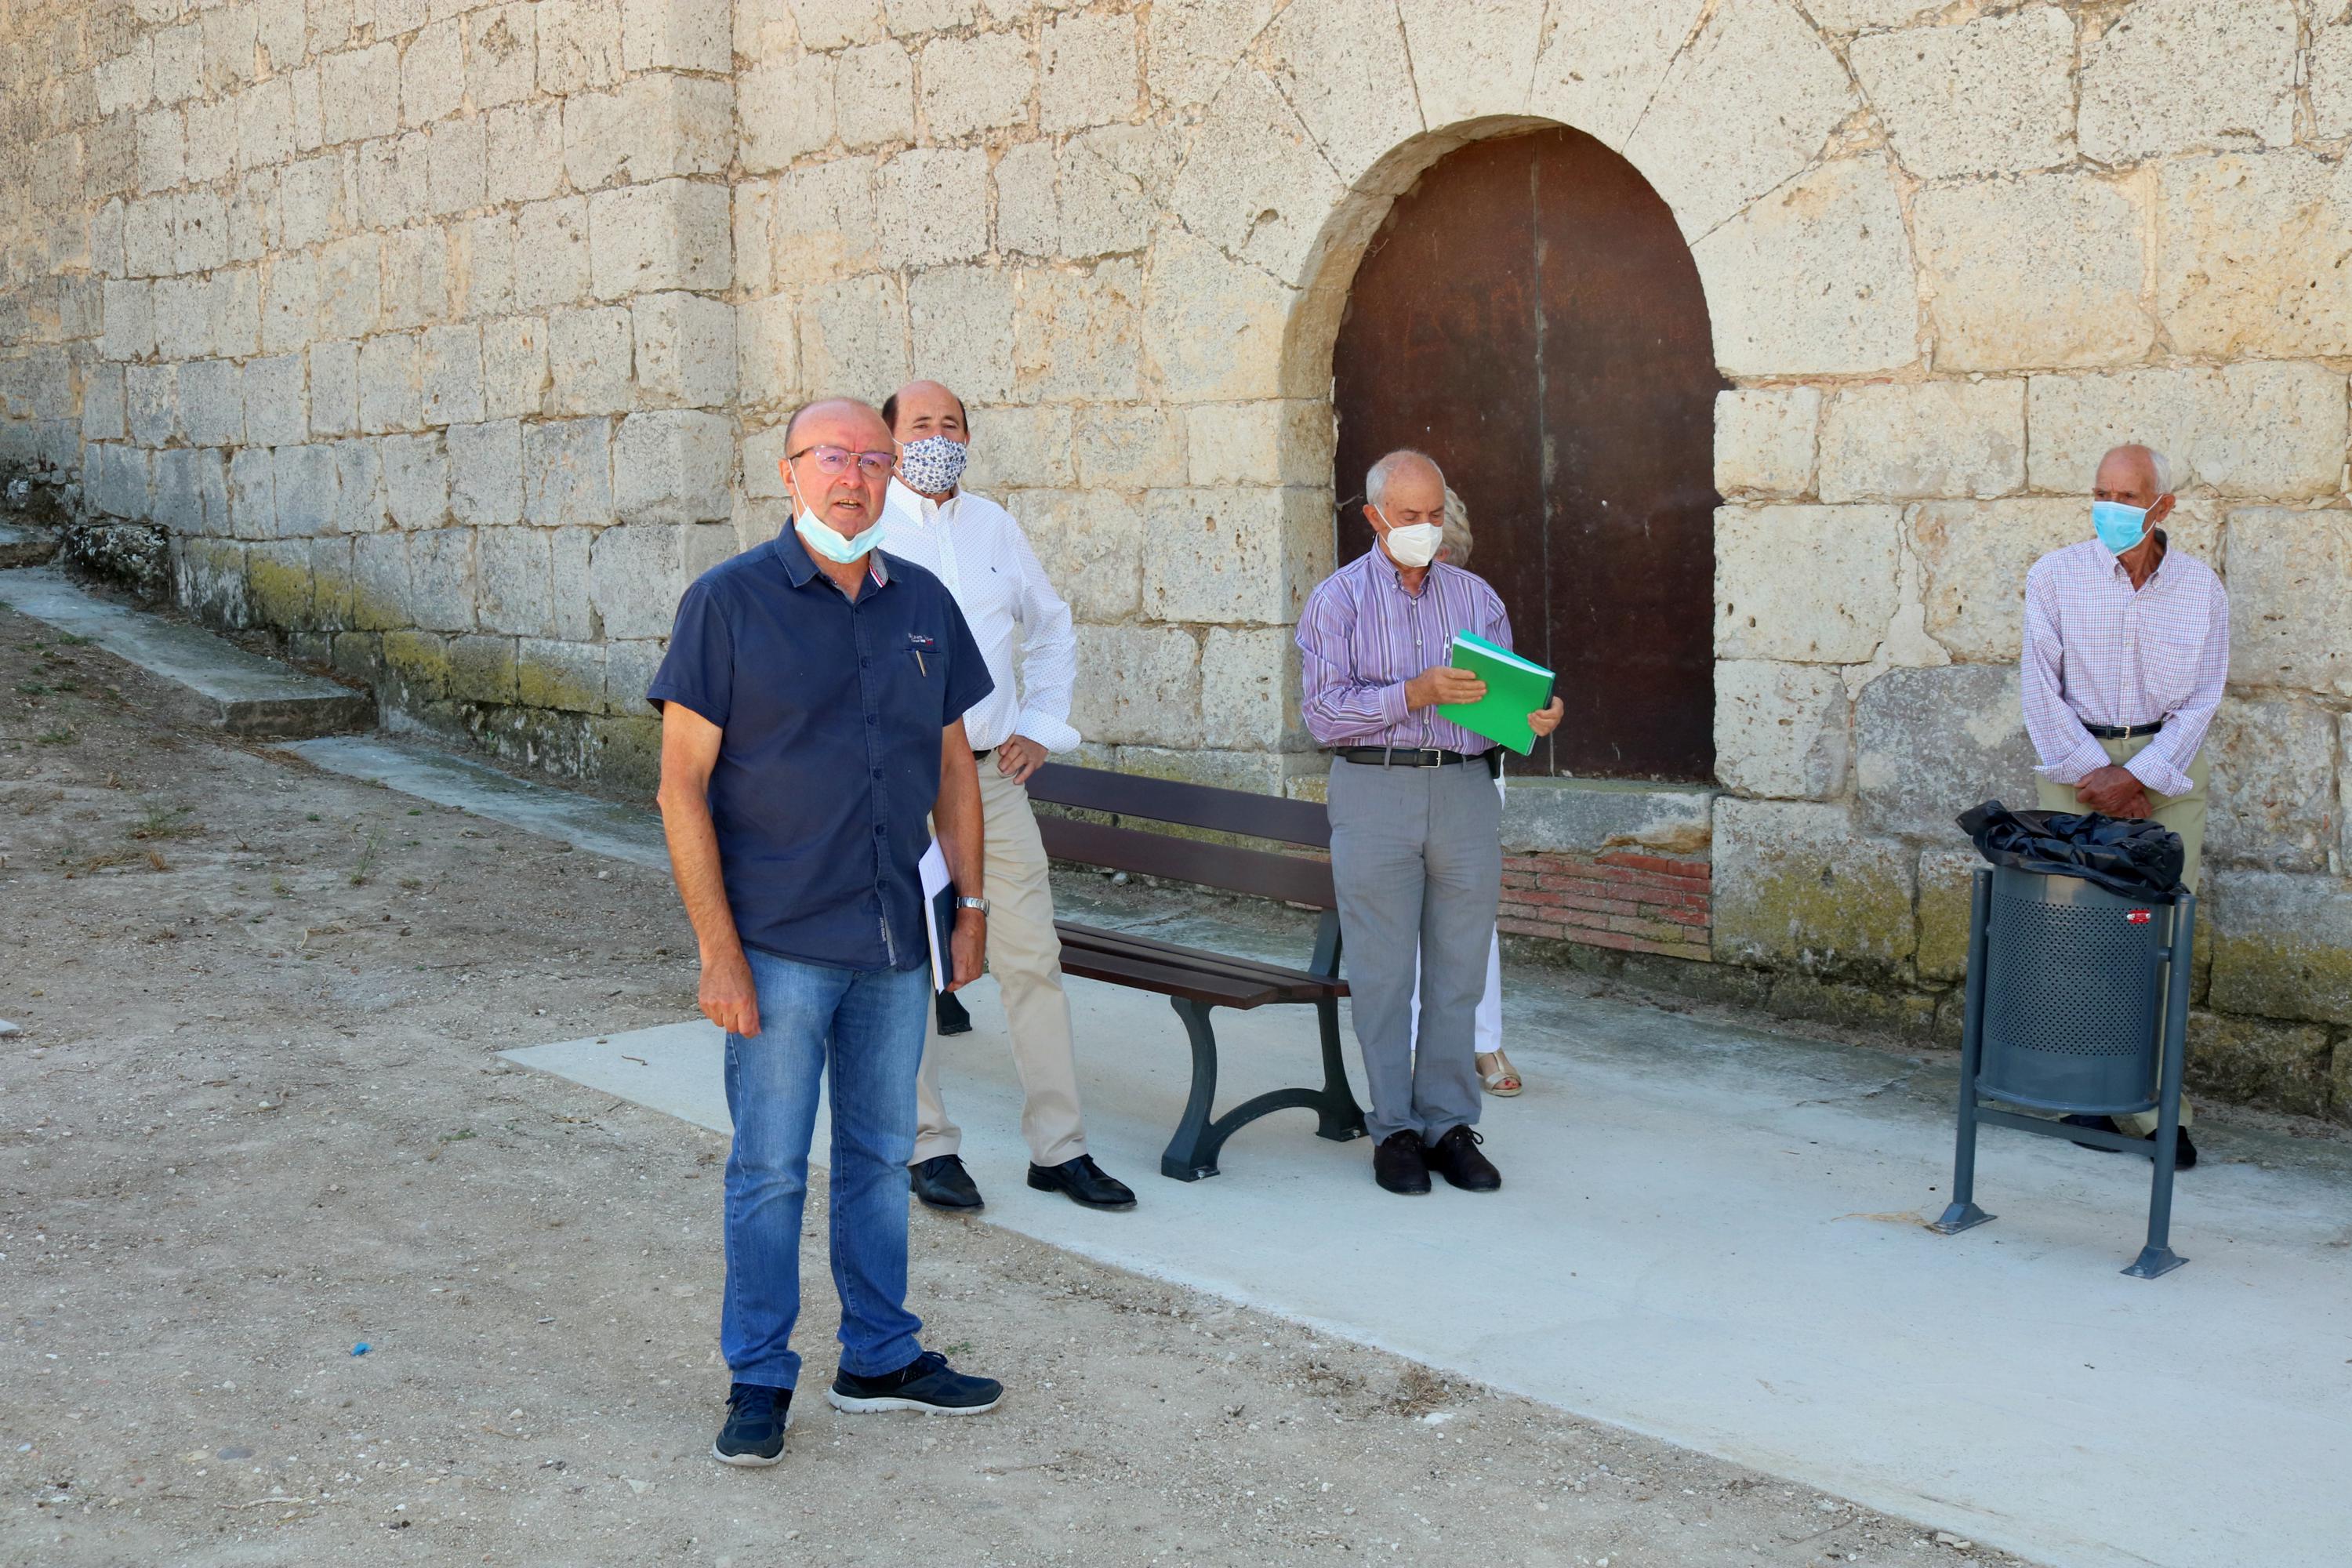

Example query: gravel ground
[0,601,2035,1567]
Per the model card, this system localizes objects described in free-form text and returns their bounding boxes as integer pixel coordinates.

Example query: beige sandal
[1476,1051,1523,1097]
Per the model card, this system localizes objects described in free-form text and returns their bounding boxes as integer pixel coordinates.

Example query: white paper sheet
[918,838,951,992]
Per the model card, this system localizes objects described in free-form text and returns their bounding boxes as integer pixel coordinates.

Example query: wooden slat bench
[1026,762,1366,1181]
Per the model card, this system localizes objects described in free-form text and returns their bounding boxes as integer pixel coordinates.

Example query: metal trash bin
[1933,866,2195,1279]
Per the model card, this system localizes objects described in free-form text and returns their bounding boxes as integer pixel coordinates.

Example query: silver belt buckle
[1423,747,1446,767]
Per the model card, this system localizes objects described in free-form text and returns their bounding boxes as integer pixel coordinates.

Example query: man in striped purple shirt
[2021,442,2227,1166]
[1298,449,1563,1196]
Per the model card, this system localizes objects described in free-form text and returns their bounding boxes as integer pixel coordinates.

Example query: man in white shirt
[880,379,1136,1214]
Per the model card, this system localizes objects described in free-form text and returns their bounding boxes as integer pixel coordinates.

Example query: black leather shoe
[1026,1154,1137,1210]
[935,991,974,1036]
[1373,1130,1430,1195]
[1426,1123,1501,1192]
[2062,1114,2197,1169]
[909,1154,984,1211]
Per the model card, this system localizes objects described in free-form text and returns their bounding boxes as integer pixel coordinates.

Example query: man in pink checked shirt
[2021,442,2227,1166]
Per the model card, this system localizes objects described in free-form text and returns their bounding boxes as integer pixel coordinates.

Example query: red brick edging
[1498,851,1713,964]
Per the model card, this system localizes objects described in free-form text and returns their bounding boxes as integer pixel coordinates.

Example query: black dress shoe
[1426,1123,1501,1192]
[1026,1154,1137,1210]
[1373,1130,1430,1195]
[2061,1113,2197,1169]
[935,991,974,1036]
[909,1153,984,1211]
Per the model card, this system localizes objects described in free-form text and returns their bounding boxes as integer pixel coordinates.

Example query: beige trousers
[2034,731,2209,1136]
[913,764,1087,1167]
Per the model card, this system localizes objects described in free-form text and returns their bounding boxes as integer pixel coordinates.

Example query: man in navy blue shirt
[649,397,1004,1468]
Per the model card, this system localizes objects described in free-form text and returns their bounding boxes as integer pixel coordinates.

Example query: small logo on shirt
[906,632,936,648]
[2125,909,2153,925]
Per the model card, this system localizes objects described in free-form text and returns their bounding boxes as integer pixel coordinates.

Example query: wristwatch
[954,895,991,916]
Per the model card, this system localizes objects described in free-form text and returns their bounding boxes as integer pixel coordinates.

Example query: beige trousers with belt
[913,764,1087,1167]
[2034,731,2209,1137]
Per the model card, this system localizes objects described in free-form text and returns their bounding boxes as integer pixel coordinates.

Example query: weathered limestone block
[448,419,524,527]
[379,227,452,332]
[82,366,127,444]
[547,305,634,416]
[261,255,319,358]
[321,42,400,147]
[446,633,521,706]
[174,360,239,449]
[1853,664,2035,840]
[481,317,549,421]
[153,278,211,361]
[521,417,613,528]
[1909,499,2080,663]
[613,410,732,524]
[1714,387,1819,497]
[1850,7,2074,180]
[622,0,731,73]
[477,525,554,637]
[176,539,251,628]
[227,449,275,538]
[101,281,156,361]
[2183,1011,2336,1121]
[1712,797,1918,978]
[877,147,989,268]
[273,444,340,538]
[539,0,626,96]
[383,434,452,532]
[963,405,1075,492]
[633,292,735,409]
[903,267,1014,403]
[1111,749,1316,800]
[1185,401,1331,488]
[128,364,179,448]
[1013,260,1141,401]
[460,216,517,315]
[589,179,730,300]
[350,532,412,630]
[280,158,346,251]
[2208,869,2352,1025]
[518,637,606,713]
[2024,365,2348,501]
[123,200,174,281]
[1142,487,1324,626]
[564,74,732,191]
[2318,18,2352,141]
[1913,172,2152,372]
[310,538,356,632]
[1691,158,1919,378]
[1258,0,1418,186]
[2225,510,2352,697]
[153,448,206,536]
[1072,406,1184,491]
[1626,0,1857,238]
[2079,0,2298,162]
[600,638,661,714]
[407,527,477,631]
[1039,9,1137,132]
[551,525,597,640]
[588,521,686,641]
[335,440,390,535]
[486,102,568,205]
[1168,69,1341,284]
[919,29,1033,140]
[833,43,914,151]
[89,445,151,521]
[1069,624,1201,747]
[1714,659,1850,801]
[1914,846,1984,985]
[246,540,317,631]
[1396,0,1543,128]
[136,106,185,194]
[1006,488,1141,621]
[2205,699,2337,873]
[1200,626,1301,750]
[768,159,880,278]
[1059,126,1177,261]
[1819,380,2023,503]
[740,54,834,172]
[1145,0,1279,110]
[1142,228,1295,402]
[2158,153,2352,360]
[413,325,483,429]
[402,19,466,127]
[797,273,909,399]
[1714,505,1902,663]
[467,4,539,108]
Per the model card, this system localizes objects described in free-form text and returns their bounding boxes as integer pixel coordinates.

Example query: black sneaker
[827,1350,1002,1416]
[910,1153,985,1211]
[711,1381,791,1467]
[1026,1153,1137,1210]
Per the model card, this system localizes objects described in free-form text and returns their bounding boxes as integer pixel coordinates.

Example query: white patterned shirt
[2020,534,2228,798]
[880,477,1081,754]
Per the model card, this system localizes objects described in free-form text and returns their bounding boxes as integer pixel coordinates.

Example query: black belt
[1331,746,1501,775]
[2083,720,2163,739]
[972,747,993,760]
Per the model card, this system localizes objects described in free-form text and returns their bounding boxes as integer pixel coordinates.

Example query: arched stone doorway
[1330,126,1722,782]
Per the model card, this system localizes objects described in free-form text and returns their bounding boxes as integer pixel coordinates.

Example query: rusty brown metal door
[1331,127,1722,781]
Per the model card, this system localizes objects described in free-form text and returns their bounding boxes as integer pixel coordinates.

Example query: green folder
[1436,631,1556,756]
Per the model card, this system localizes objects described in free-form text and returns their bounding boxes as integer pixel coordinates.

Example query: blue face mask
[2092,499,2150,555]
[796,506,884,564]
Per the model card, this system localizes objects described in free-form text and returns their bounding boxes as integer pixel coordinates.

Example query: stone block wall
[2,0,2349,1120]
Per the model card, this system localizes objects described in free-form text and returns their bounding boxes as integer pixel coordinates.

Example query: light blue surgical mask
[795,506,884,564]
[2092,499,2150,555]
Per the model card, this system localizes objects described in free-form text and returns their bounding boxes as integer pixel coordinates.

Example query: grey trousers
[1327,756,1504,1145]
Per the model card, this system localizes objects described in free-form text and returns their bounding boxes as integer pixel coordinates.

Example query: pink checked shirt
[2020,533,2229,799]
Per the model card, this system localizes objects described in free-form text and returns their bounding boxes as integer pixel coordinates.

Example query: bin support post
[2125,893,2195,1279]
[1934,869,1996,1236]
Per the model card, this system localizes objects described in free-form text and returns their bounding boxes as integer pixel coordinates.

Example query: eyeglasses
[786,445,897,478]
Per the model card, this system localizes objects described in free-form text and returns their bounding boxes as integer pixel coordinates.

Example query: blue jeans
[721,949,930,1389]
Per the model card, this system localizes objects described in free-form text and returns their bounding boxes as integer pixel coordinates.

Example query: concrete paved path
[0,566,372,735]
[507,885,2351,1568]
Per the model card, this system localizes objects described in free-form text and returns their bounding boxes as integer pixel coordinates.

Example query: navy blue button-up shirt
[647,528,993,972]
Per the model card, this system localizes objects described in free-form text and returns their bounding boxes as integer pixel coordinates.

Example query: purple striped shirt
[1296,552,1514,752]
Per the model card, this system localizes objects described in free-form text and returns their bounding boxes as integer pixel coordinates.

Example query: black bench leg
[1162,996,1223,1181]
[1314,996,1367,1143]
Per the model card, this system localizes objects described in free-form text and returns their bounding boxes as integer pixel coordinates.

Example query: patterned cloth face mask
[898,435,970,496]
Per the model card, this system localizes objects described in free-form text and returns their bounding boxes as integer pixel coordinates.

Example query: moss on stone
[2183,1011,2335,1120]
[244,552,314,630]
